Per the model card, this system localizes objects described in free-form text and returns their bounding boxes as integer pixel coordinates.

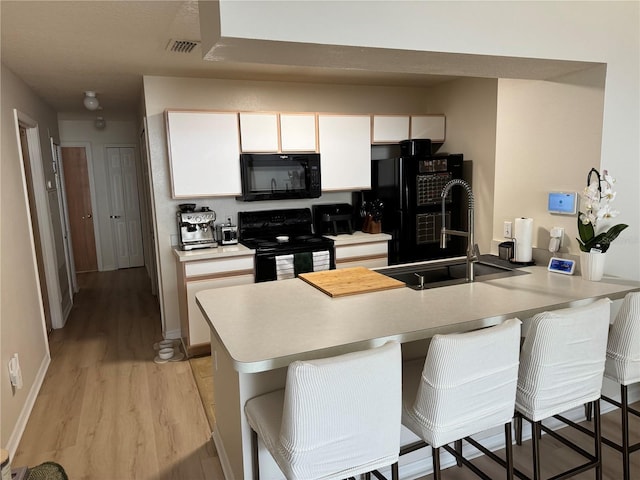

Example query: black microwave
[239,153,322,201]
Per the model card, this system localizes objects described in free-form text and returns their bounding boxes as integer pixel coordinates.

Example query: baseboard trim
[212,426,235,480]
[5,352,51,458]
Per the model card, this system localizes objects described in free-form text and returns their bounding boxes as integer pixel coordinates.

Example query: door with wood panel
[61,147,98,272]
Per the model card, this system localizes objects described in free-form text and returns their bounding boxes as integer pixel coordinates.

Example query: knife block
[362,215,381,234]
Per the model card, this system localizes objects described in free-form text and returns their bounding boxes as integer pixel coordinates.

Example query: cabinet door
[372,115,410,143]
[186,274,254,346]
[280,113,317,152]
[410,115,446,142]
[166,111,241,197]
[239,113,279,152]
[318,115,371,191]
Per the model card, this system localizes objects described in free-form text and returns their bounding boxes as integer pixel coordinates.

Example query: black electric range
[238,208,335,282]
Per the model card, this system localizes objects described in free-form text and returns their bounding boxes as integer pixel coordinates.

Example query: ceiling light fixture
[83,91,100,111]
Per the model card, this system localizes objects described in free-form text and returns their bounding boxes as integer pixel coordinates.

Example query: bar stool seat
[515,297,611,480]
[599,292,640,480]
[245,341,401,480]
[401,318,522,480]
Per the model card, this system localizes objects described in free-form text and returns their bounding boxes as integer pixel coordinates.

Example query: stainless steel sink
[377,257,529,290]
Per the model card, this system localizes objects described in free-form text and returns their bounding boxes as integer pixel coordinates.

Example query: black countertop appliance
[365,139,468,265]
[312,203,354,235]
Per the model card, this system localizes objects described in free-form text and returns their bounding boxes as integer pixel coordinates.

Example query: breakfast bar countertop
[196,265,640,374]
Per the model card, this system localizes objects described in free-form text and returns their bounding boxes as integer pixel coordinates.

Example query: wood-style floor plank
[13,268,220,480]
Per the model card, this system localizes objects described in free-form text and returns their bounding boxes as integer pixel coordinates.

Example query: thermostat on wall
[547,257,576,275]
[548,192,577,215]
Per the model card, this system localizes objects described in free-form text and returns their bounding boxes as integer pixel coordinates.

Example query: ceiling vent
[166,39,200,54]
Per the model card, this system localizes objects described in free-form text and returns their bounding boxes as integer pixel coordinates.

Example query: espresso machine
[177,204,218,250]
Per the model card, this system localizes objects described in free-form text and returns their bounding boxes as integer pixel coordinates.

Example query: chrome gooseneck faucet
[441,179,477,282]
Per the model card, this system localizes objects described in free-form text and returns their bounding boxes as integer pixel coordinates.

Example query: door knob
[87,213,93,218]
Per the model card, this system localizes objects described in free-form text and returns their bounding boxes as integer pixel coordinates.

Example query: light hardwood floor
[14,267,638,480]
[13,268,223,480]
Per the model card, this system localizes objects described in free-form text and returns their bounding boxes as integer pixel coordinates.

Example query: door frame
[52,141,78,294]
[60,142,103,271]
[14,109,65,329]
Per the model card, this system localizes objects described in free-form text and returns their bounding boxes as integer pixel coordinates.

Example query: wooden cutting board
[298,267,405,297]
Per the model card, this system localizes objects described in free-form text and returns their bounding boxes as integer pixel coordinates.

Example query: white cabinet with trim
[326,232,392,269]
[410,115,446,142]
[372,115,410,143]
[166,110,241,198]
[318,114,371,191]
[239,112,279,152]
[175,247,255,356]
[280,113,317,152]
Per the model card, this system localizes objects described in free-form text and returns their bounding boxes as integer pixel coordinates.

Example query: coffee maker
[177,204,218,250]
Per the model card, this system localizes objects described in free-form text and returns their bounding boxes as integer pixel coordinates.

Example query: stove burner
[294,235,314,241]
[306,237,322,243]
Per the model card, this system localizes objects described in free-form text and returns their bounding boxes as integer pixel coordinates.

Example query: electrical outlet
[503,221,513,238]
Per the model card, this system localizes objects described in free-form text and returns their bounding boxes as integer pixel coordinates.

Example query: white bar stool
[584,291,640,480]
[244,341,401,480]
[401,318,522,480]
[514,298,611,480]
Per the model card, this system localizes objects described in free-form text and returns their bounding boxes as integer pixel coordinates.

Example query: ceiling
[1,0,458,116]
[1,1,599,116]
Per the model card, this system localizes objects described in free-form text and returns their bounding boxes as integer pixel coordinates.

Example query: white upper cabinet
[280,113,317,152]
[166,111,241,198]
[239,113,279,152]
[372,115,410,143]
[318,114,371,191]
[410,115,446,142]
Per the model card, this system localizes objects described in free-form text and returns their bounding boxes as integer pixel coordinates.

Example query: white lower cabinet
[177,253,254,356]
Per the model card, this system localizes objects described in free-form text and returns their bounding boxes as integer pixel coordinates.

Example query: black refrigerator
[364,140,468,265]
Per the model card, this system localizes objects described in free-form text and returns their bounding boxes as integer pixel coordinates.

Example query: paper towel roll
[514,217,533,263]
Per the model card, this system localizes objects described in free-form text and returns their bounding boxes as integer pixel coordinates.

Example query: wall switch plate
[503,221,512,238]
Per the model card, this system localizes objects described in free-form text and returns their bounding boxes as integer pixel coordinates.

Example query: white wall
[143,76,436,337]
[58,117,140,271]
[1,63,55,455]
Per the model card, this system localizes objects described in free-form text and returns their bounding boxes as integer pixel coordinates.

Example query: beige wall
[493,67,606,253]
[428,77,499,255]
[1,63,56,454]
[143,76,436,336]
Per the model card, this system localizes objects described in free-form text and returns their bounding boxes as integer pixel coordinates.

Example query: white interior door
[107,147,144,268]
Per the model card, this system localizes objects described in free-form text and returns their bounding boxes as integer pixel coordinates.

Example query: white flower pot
[580,251,607,281]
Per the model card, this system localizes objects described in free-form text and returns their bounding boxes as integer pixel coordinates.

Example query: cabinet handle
[110,215,121,219]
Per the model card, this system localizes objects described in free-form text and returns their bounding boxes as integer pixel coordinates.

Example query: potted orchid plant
[576,168,627,281]
[576,168,628,253]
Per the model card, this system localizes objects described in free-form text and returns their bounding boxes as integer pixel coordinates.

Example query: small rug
[26,462,68,480]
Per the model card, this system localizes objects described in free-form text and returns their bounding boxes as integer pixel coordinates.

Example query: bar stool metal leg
[455,439,463,467]
[531,421,541,480]
[594,400,602,480]
[251,428,259,480]
[432,446,441,480]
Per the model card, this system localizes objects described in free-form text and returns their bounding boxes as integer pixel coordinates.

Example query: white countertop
[173,243,255,262]
[197,264,640,374]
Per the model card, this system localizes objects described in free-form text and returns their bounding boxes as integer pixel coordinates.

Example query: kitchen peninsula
[196,265,640,479]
